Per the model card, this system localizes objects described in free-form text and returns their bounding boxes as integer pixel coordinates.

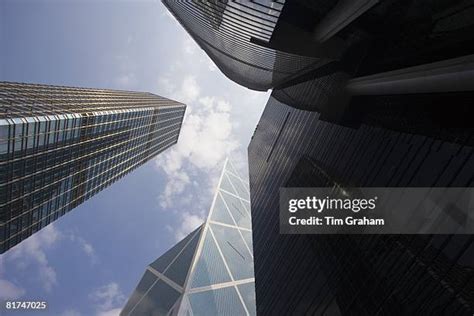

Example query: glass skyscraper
[0,81,186,253]
[248,93,474,314]
[163,1,474,314]
[161,0,338,91]
[121,159,256,316]
[163,0,474,112]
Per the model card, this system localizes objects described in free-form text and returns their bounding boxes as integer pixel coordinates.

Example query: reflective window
[210,194,235,226]
[227,173,250,200]
[237,282,257,316]
[150,226,201,273]
[164,228,200,286]
[224,161,240,178]
[188,286,246,316]
[132,279,180,315]
[121,270,158,316]
[210,224,254,280]
[191,229,232,288]
[239,229,253,254]
[220,191,251,229]
[219,173,237,195]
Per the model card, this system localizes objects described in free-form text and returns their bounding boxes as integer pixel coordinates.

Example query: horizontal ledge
[346,54,474,95]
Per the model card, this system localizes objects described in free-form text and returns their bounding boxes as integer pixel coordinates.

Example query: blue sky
[0,1,269,315]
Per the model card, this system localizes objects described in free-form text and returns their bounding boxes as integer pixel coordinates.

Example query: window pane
[164,228,200,286]
[132,279,180,315]
[191,229,232,288]
[210,224,254,281]
[150,226,201,273]
[220,191,251,229]
[188,286,246,316]
[237,282,257,316]
[219,174,237,195]
[210,194,235,226]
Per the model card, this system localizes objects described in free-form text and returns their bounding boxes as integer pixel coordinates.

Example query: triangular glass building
[121,159,255,316]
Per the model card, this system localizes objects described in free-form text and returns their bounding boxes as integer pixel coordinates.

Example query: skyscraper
[0,81,186,253]
[161,0,339,91]
[248,94,474,314]
[121,159,256,316]
[163,0,474,111]
[163,0,474,313]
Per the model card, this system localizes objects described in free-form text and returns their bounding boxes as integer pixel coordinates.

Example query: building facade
[163,0,474,111]
[248,94,474,315]
[0,81,186,253]
[161,0,341,91]
[163,0,474,313]
[121,159,256,316]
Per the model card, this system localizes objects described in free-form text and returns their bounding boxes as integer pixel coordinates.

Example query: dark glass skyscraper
[164,0,474,313]
[163,0,474,108]
[248,93,474,315]
[161,0,337,91]
[0,81,186,253]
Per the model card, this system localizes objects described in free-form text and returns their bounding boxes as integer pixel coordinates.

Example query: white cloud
[68,233,97,264]
[156,94,238,175]
[154,75,240,240]
[90,282,125,314]
[174,212,204,241]
[82,242,95,257]
[175,75,200,104]
[159,170,190,209]
[0,279,25,300]
[7,224,60,292]
[155,90,239,209]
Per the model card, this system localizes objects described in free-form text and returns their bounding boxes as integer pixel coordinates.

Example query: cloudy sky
[0,1,269,315]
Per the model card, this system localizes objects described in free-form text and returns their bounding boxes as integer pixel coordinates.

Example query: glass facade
[0,81,186,253]
[248,93,474,315]
[161,0,336,91]
[163,0,474,118]
[122,159,256,316]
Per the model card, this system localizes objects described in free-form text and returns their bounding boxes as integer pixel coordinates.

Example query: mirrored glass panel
[210,224,254,281]
[150,226,201,273]
[188,286,246,316]
[191,229,232,288]
[227,172,250,200]
[239,229,254,254]
[238,282,257,316]
[210,194,235,226]
[220,191,251,229]
[121,270,158,316]
[219,173,237,195]
[164,228,200,286]
[132,279,180,315]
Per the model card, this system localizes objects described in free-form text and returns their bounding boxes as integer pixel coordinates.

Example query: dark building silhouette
[163,0,474,112]
[161,0,342,91]
[164,0,474,314]
[248,94,474,315]
[0,82,186,253]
